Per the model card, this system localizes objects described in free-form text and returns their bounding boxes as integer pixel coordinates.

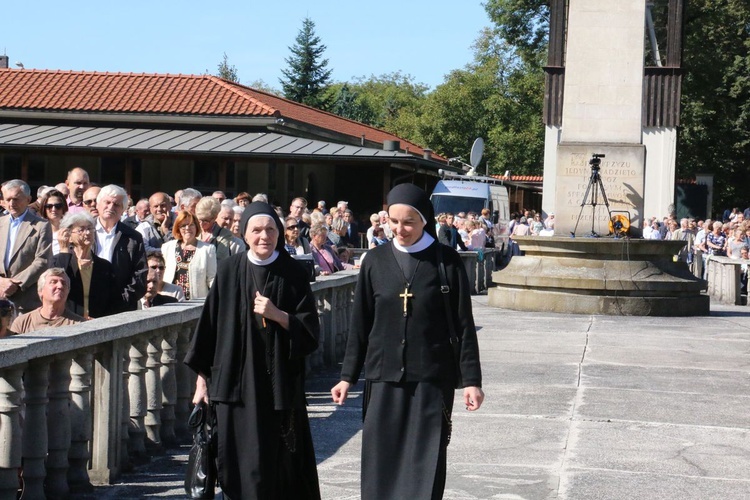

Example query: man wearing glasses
[139,251,184,309]
[82,186,101,218]
[289,197,310,240]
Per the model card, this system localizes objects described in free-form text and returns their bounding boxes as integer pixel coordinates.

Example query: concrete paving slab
[481,361,581,386]
[568,420,750,479]
[577,387,750,428]
[479,384,577,417]
[581,363,750,394]
[449,414,568,469]
[585,344,750,370]
[444,464,559,499]
[561,469,750,500]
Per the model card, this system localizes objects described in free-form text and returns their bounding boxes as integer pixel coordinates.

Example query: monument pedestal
[489,237,709,316]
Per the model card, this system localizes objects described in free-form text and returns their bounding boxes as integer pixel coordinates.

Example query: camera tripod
[572,154,612,237]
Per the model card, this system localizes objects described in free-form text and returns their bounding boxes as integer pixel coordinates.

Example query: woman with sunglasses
[284,216,311,255]
[54,212,119,318]
[39,189,68,255]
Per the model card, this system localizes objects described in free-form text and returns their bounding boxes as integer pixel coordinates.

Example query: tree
[280,17,333,109]
[217,52,240,83]
[415,24,545,176]
[327,72,429,140]
[677,0,750,211]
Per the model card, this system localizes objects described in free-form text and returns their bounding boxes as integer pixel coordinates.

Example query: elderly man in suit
[0,179,52,313]
[94,184,148,312]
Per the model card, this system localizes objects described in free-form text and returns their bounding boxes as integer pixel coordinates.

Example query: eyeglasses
[286,225,299,230]
[71,227,93,234]
[149,265,166,270]
[45,203,65,210]
[179,224,196,230]
[83,199,97,206]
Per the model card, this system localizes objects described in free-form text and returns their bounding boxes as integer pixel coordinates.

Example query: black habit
[340,238,482,499]
[184,250,321,499]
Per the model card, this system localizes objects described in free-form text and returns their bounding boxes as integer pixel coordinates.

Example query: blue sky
[2,1,490,90]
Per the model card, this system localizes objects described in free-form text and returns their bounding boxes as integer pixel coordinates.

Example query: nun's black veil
[386,183,437,238]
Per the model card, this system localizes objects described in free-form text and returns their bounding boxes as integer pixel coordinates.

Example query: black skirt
[361,380,454,500]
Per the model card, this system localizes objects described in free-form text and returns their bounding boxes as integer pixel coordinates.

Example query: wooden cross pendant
[399,286,413,317]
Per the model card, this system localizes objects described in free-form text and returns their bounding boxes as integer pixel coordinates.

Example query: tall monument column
[551,0,647,236]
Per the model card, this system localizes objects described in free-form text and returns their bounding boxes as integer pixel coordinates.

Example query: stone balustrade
[705,255,745,305]
[0,271,358,499]
[458,249,497,294]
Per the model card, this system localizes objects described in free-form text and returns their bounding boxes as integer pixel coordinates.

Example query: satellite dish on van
[470,138,484,168]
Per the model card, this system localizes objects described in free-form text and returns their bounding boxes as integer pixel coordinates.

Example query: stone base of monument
[488,236,709,316]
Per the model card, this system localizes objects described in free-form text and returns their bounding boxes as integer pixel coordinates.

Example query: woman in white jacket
[162,210,217,300]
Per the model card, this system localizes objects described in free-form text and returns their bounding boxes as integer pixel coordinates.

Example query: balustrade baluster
[160,327,179,447]
[127,337,149,463]
[175,325,193,440]
[22,360,48,499]
[0,367,24,500]
[145,334,164,453]
[68,352,94,492]
[120,347,132,472]
[46,357,72,499]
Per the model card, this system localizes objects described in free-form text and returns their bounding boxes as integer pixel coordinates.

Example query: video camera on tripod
[572,153,631,238]
[589,153,605,170]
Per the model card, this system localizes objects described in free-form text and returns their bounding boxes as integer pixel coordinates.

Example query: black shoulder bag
[437,244,463,389]
[185,401,218,499]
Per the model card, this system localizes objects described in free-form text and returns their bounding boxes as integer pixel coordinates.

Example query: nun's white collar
[247,250,279,265]
[392,232,435,254]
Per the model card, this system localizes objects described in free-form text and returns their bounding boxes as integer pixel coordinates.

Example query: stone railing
[0,271,358,499]
[458,249,497,294]
[705,255,745,305]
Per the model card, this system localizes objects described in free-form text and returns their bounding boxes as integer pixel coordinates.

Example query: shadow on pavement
[306,364,363,464]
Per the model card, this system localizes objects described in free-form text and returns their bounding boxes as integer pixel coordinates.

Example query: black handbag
[436,245,463,389]
[184,401,217,499]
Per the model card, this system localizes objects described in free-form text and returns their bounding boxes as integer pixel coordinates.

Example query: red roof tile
[0,69,438,159]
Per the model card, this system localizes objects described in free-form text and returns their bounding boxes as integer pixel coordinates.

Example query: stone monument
[489,0,709,316]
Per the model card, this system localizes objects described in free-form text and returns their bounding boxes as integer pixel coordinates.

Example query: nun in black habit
[185,202,321,500]
[331,183,484,500]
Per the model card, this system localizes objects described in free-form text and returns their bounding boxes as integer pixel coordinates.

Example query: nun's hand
[463,386,485,411]
[254,291,289,330]
[331,381,351,405]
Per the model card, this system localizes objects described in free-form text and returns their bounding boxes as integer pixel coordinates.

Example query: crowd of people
[643,210,750,292]
[0,167,378,336]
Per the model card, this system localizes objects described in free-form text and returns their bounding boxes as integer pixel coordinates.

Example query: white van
[430,173,510,254]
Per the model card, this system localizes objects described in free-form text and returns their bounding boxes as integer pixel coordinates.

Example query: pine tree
[280,17,333,109]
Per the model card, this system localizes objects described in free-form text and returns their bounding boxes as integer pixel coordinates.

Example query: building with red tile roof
[0,69,452,225]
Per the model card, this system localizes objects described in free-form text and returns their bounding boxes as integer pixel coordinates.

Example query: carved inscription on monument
[554,144,645,236]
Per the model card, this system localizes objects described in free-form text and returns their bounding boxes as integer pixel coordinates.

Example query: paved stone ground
[89,295,750,499]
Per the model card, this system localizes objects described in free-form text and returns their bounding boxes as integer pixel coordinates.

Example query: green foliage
[415,26,545,176]
[217,52,240,83]
[280,17,334,110]
[326,72,429,138]
[678,0,750,210]
[483,0,549,66]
